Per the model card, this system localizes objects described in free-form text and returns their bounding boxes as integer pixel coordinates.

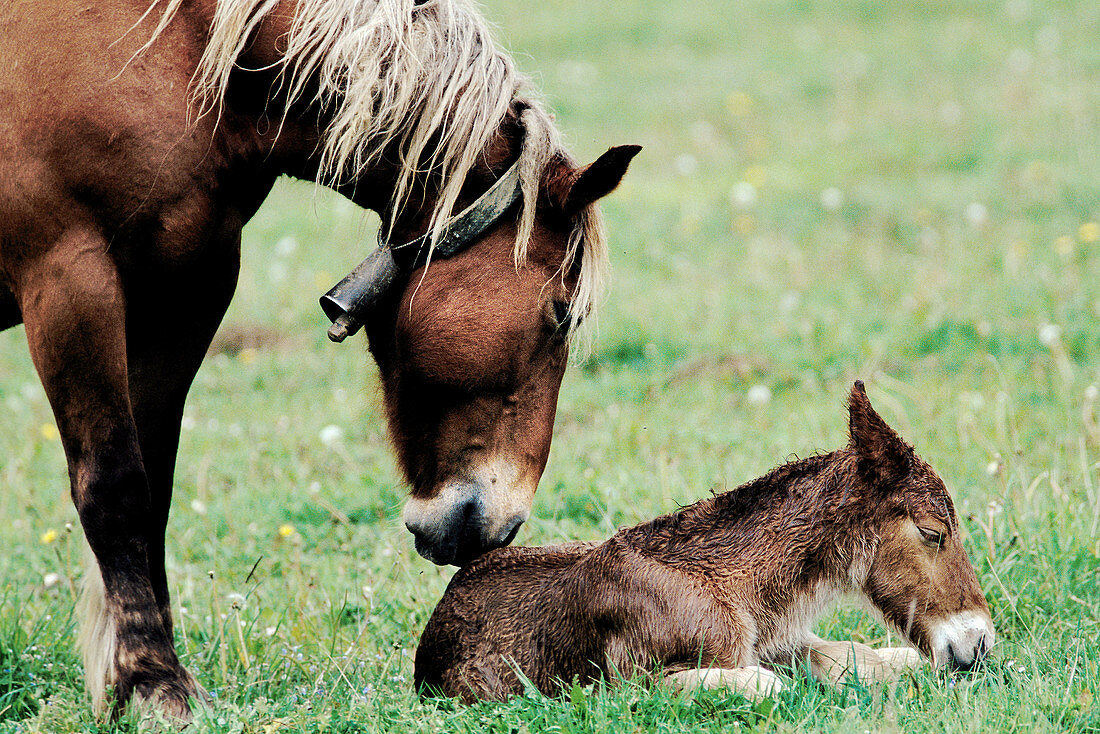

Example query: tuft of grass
[0,592,80,727]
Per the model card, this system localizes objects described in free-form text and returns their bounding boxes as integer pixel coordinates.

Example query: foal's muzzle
[403,483,528,566]
[931,611,996,671]
[947,634,992,672]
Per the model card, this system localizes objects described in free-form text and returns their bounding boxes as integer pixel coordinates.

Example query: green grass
[2,0,1100,730]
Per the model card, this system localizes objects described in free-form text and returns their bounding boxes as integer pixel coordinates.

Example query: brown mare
[0,0,637,719]
[415,383,995,702]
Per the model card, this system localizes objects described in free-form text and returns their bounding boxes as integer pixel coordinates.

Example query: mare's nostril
[406,523,456,566]
[496,515,525,548]
[405,499,480,566]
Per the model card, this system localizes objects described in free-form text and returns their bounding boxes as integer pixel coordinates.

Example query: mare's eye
[918,526,946,548]
[551,300,572,332]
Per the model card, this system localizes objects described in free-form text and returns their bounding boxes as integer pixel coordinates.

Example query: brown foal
[415,383,995,702]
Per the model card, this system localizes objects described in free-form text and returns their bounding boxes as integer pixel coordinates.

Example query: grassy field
[3,0,1100,730]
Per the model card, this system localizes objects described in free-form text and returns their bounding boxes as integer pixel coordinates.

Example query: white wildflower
[820,187,844,211]
[730,181,757,210]
[275,236,298,257]
[319,425,344,447]
[965,202,989,228]
[674,154,698,176]
[1038,323,1061,346]
[746,384,772,406]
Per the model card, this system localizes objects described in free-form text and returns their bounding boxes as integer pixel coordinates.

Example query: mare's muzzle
[405,494,525,567]
[402,472,532,566]
[319,246,400,342]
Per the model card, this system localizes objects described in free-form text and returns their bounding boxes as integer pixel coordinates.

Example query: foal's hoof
[808,642,925,685]
[875,647,925,677]
[665,666,785,700]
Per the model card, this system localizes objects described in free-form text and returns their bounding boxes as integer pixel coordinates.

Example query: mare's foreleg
[123,238,240,640]
[0,283,20,331]
[18,228,198,720]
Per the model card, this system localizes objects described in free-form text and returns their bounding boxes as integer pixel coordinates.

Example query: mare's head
[181,0,638,564]
[846,382,994,669]
[365,139,638,566]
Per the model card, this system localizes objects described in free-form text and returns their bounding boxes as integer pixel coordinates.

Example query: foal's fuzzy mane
[144,0,606,334]
[626,451,842,548]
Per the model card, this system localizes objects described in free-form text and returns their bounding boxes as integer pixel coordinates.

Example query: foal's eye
[918,526,946,548]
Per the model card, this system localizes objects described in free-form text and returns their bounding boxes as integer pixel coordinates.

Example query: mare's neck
[194,0,523,220]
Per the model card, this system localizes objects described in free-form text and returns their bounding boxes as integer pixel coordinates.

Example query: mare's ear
[848,381,913,484]
[550,145,641,216]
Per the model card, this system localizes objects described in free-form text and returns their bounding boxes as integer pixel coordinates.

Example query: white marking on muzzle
[402,456,533,555]
[930,611,995,667]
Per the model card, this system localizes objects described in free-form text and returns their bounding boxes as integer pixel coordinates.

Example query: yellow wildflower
[744,165,767,187]
[1078,222,1100,243]
[40,423,59,441]
[278,524,296,539]
[40,529,58,545]
[733,214,756,236]
[725,91,754,117]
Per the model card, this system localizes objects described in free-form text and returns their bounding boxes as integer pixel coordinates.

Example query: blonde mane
[146,0,606,334]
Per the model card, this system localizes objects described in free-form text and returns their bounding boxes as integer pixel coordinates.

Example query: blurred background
[1,0,1097,729]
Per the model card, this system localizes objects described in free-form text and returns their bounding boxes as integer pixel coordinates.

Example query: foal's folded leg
[870,646,924,677]
[803,635,923,685]
[664,666,785,699]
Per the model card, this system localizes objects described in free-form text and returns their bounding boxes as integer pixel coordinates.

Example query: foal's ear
[848,381,913,483]
[552,145,641,216]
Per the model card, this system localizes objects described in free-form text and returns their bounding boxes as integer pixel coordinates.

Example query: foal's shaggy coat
[415,383,995,701]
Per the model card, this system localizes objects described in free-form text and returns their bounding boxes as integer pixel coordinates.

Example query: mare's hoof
[129,668,207,730]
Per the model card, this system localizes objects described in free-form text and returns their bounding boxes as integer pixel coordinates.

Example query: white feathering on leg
[77,549,118,715]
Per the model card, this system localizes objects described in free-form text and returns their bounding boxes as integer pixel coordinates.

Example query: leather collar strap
[389,159,523,260]
[320,159,524,343]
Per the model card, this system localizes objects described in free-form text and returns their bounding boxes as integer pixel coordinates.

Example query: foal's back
[416,531,737,702]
